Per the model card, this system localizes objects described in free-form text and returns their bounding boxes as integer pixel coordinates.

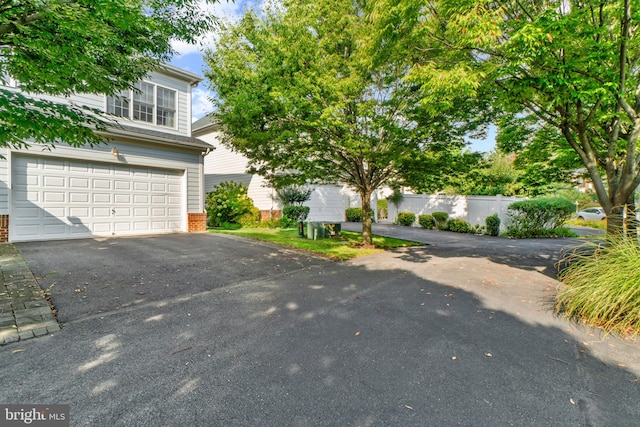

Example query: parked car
[576,207,606,221]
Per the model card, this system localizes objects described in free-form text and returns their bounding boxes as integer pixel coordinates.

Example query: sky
[169,0,496,153]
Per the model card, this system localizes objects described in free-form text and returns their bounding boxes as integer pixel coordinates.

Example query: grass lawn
[209,228,422,260]
[567,218,607,231]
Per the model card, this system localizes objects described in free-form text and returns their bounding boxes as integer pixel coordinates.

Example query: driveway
[1,231,639,426]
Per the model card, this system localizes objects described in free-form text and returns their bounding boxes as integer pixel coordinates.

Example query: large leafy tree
[1,0,216,150]
[374,0,640,236]
[205,0,481,245]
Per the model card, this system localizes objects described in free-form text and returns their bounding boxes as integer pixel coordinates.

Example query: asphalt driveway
[2,231,639,426]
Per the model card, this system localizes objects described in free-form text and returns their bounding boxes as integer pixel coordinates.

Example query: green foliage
[418,214,436,229]
[204,0,485,246]
[557,238,640,336]
[371,0,640,237]
[206,181,257,228]
[277,186,312,207]
[377,199,388,219]
[281,206,310,228]
[237,206,261,227]
[506,197,576,238]
[259,218,282,229]
[1,0,215,150]
[397,212,416,226]
[446,219,471,233]
[485,214,501,236]
[346,208,375,223]
[432,212,449,229]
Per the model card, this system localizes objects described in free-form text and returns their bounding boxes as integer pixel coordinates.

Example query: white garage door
[11,155,184,241]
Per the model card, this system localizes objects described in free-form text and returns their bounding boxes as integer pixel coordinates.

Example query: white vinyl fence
[387,194,522,231]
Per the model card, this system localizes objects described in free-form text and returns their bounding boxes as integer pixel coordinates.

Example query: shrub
[277,186,312,206]
[377,199,389,220]
[418,214,436,229]
[281,206,310,228]
[506,197,575,238]
[432,212,449,229]
[446,219,471,233]
[346,207,375,222]
[397,211,416,226]
[259,218,282,228]
[556,237,640,336]
[485,214,501,236]
[206,181,256,227]
[237,206,261,227]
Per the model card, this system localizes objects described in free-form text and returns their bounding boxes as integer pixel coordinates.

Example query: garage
[10,155,184,242]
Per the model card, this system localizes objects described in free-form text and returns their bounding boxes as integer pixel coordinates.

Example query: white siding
[306,185,359,222]
[202,131,278,211]
[0,148,8,214]
[5,69,194,138]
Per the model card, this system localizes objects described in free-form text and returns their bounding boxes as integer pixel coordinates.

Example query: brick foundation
[0,215,8,243]
[188,212,207,232]
[260,210,282,221]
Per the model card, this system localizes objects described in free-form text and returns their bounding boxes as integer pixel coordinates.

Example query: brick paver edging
[0,244,60,345]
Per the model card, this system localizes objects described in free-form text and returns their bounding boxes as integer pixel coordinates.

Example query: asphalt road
[2,231,639,426]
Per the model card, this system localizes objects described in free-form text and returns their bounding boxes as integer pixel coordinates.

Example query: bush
[397,211,416,226]
[485,214,501,236]
[206,181,256,227]
[432,212,449,229]
[277,186,312,206]
[346,207,375,222]
[259,218,282,228]
[506,197,575,238]
[377,199,388,220]
[556,237,640,336]
[418,214,436,229]
[237,206,261,227]
[281,206,310,228]
[446,219,471,233]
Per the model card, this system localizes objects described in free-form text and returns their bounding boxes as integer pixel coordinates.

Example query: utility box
[306,222,341,239]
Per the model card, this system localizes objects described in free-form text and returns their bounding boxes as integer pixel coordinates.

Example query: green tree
[205,0,481,246]
[372,0,640,237]
[1,0,216,150]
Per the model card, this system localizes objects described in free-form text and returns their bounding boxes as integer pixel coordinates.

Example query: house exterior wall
[1,65,208,241]
[200,130,279,214]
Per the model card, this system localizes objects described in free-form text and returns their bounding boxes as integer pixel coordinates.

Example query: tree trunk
[606,204,625,236]
[625,192,638,241]
[360,190,374,247]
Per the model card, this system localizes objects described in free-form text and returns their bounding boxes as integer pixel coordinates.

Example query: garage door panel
[11,155,184,242]
[44,192,65,203]
[70,192,90,203]
[93,193,111,203]
[14,207,40,218]
[114,194,131,204]
[93,179,111,189]
[44,208,65,218]
[70,177,89,188]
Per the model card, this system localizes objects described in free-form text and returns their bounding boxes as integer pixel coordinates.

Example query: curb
[0,244,60,345]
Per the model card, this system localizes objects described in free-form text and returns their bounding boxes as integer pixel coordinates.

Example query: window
[133,82,154,123]
[106,90,129,117]
[105,82,177,128]
[156,87,176,127]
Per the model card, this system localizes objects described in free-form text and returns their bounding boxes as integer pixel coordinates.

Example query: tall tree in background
[205,0,482,245]
[1,0,216,150]
[373,0,640,236]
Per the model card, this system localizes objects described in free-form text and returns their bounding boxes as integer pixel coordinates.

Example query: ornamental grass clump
[556,237,640,336]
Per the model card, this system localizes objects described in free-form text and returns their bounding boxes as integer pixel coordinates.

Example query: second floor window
[106,82,176,128]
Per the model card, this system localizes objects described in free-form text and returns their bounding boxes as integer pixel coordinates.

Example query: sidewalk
[0,244,59,345]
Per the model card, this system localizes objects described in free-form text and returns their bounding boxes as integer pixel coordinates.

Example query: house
[192,116,365,223]
[0,64,212,242]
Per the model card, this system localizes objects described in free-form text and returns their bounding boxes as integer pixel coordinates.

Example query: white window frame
[105,81,177,129]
